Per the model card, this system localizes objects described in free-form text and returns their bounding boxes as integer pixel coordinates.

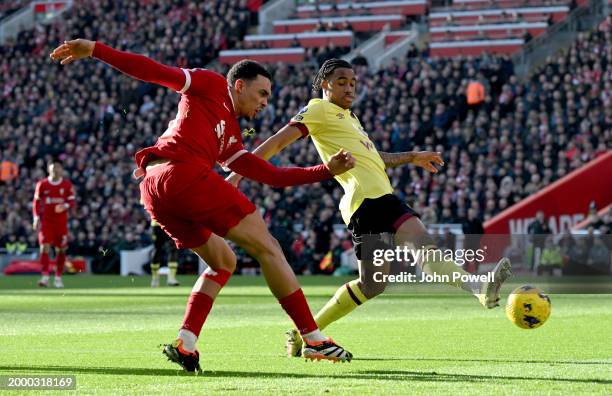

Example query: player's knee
[358,278,386,299]
[246,233,283,262]
[219,249,237,273]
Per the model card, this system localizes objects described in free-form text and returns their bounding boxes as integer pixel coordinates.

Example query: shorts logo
[228,136,237,146]
[293,115,304,121]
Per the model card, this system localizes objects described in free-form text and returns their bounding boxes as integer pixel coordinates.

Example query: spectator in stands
[539,235,563,275]
[528,211,551,269]
[351,51,368,67]
[586,236,610,274]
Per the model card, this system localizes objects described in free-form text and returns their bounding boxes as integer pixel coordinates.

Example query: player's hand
[55,203,68,214]
[226,172,243,187]
[326,149,356,176]
[412,151,444,174]
[32,217,40,230]
[50,39,95,65]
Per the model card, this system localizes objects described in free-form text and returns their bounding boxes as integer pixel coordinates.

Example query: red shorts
[39,223,68,248]
[140,162,256,249]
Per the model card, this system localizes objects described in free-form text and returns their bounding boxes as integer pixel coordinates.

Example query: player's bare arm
[378,151,444,173]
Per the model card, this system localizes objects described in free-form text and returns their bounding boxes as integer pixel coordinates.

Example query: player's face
[324,68,356,109]
[236,75,271,120]
[48,163,63,179]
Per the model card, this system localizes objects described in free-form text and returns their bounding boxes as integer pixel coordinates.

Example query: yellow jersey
[291,98,393,224]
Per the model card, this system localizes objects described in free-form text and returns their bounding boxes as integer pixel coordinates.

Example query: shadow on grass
[356,357,612,366]
[0,365,609,384]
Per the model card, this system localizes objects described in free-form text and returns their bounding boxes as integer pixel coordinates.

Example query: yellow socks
[168,261,178,282]
[315,279,369,330]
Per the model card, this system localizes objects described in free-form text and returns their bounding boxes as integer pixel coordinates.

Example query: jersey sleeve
[219,141,247,172]
[288,102,325,137]
[92,42,186,92]
[182,69,227,97]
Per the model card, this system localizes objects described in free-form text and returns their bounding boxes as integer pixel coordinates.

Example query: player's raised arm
[378,151,445,173]
[227,149,354,188]
[226,124,303,186]
[50,39,186,92]
[32,181,42,229]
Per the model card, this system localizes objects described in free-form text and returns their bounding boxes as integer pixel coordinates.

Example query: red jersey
[92,42,332,188]
[134,69,246,173]
[33,177,75,225]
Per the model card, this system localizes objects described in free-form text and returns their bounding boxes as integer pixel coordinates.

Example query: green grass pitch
[0,275,611,395]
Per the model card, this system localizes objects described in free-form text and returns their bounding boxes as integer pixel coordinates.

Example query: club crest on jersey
[293,115,304,121]
[336,113,345,119]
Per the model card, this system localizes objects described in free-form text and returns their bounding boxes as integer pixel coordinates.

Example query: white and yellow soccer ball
[506,285,551,329]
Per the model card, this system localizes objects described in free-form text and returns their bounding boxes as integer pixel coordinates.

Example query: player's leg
[166,235,180,286]
[37,241,51,287]
[225,211,352,362]
[395,216,511,308]
[163,233,236,372]
[51,230,68,288]
[286,258,388,357]
[150,225,164,288]
[54,246,67,289]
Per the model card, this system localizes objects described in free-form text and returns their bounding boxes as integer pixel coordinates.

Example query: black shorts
[348,194,419,260]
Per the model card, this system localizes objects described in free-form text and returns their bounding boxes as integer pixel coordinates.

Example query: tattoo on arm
[378,151,417,169]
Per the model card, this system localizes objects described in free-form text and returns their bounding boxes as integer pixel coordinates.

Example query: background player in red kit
[50,39,356,371]
[32,160,75,288]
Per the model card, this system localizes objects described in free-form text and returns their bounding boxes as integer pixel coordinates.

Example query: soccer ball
[505,285,551,329]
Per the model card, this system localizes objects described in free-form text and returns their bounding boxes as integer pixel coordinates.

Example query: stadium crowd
[0,1,609,273]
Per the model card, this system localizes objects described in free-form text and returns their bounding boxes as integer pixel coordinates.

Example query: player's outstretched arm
[379,151,444,173]
[226,124,303,186]
[50,39,185,92]
[227,149,354,188]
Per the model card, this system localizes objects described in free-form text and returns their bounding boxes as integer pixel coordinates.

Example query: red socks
[180,268,232,337]
[278,289,318,335]
[40,252,49,276]
[56,252,66,277]
[181,292,214,337]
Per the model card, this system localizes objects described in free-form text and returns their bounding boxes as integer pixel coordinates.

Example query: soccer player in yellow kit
[228,59,512,357]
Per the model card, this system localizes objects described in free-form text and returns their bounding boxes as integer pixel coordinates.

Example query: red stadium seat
[219,48,306,64]
[429,38,524,56]
[429,22,547,42]
[273,15,403,34]
[295,0,427,18]
[244,31,353,49]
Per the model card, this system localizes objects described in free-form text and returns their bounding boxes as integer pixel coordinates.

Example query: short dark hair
[312,58,353,95]
[48,158,62,167]
[227,60,272,86]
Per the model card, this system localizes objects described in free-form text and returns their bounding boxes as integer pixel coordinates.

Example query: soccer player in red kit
[50,39,356,371]
[33,160,75,288]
